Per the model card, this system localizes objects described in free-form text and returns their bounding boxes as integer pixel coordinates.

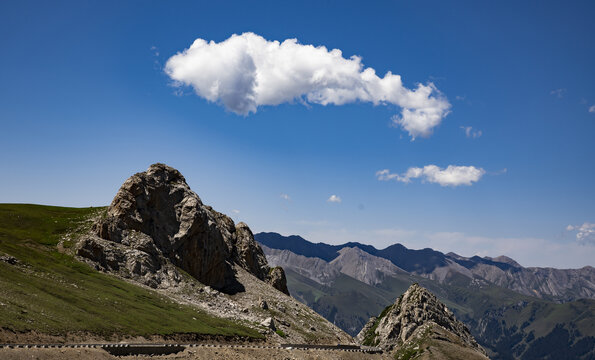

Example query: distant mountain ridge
[256,232,595,359]
[257,232,449,274]
[256,232,595,302]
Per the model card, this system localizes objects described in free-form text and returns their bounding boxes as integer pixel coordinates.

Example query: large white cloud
[376,165,485,187]
[165,32,451,139]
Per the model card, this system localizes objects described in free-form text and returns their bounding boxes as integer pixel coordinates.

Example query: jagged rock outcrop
[76,163,289,295]
[357,283,488,359]
[267,266,289,295]
[233,222,270,281]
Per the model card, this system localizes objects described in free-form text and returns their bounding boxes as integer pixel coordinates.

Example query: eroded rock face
[232,222,269,281]
[76,163,288,294]
[267,266,289,295]
[357,284,487,358]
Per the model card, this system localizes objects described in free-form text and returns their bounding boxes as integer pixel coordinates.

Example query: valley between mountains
[1,164,594,359]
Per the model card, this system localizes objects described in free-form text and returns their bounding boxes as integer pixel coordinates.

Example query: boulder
[260,317,276,331]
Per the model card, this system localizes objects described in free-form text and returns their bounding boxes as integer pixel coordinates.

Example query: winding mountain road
[0,342,382,356]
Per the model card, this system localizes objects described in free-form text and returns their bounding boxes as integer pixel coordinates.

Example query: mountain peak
[489,255,522,267]
[330,246,406,285]
[77,163,289,295]
[357,283,488,358]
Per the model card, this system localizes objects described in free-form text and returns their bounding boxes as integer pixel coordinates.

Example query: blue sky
[1,0,594,268]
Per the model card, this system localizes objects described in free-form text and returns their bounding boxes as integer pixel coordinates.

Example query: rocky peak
[329,246,405,285]
[357,283,487,358]
[77,163,289,295]
[489,255,522,268]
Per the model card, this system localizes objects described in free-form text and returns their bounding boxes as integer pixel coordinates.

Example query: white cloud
[376,165,485,187]
[280,193,291,201]
[231,209,240,214]
[460,126,482,139]
[550,88,566,98]
[327,195,342,203]
[165,32,451,139]
[589,105,595,113]
[567,222,595,245]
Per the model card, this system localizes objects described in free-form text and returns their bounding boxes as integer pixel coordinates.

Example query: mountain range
[1,163,594,359]
[256,232,595,359]
[0,163,498,359]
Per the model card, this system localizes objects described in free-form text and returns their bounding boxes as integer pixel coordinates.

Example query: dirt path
[0,347,391,360]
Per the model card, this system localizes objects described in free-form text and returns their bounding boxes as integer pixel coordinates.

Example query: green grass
[285,269,328,303]
[285,269,400,336]
[0,204,262,339]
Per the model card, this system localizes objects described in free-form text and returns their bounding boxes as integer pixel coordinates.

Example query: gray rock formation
[357,283,488,358]
[76,163,289,295]
[267,266,289,295]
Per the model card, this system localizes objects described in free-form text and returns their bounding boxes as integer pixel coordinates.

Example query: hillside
[0,165,351,346]
[0,204,260,340]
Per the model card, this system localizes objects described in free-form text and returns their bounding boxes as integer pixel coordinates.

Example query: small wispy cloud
[151,45,161,70]
[231,209,240,214]
[376,165,486,187]
[550,88,566,98]
[280,193,291,201]
[567,222,595,245]
[327,195,342,203]
[455,95,466,101]
[460,126,482,139]
[589,105,595,113]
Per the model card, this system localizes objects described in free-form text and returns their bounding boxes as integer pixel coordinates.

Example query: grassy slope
[0,204,261,339]
[285,269,398,335]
